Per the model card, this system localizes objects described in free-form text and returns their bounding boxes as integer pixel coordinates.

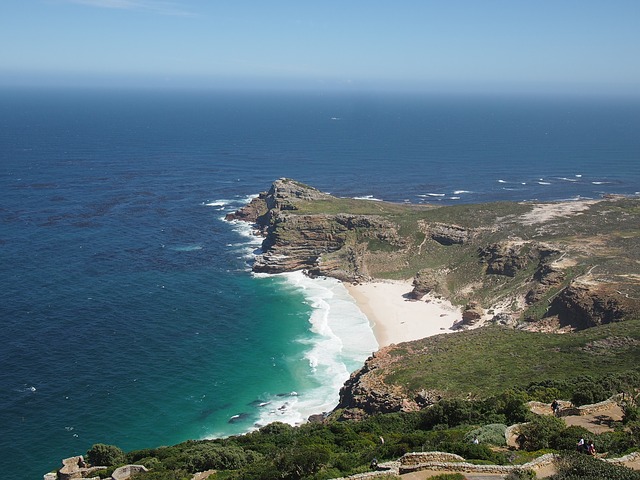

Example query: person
[587,441,596,456]
[473,435,479,444]
[577,437,585,453]
[370,458,378,470]
[551,399,560,416]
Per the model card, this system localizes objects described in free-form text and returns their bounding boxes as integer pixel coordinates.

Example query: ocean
[0,88,638,479]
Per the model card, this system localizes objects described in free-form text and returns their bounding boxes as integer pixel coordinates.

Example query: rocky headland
[227,178,640,417]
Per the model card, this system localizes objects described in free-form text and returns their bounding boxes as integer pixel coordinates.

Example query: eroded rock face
[479,242,560,278]
[549,284,634,329]
[479,242,531,277]
[429,223,472,245]
[410,269,438,300]
[336,348,441,419]
[462,302,483,325]
[525,263,565,304]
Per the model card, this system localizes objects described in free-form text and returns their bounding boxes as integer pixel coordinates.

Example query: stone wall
[398,452,465,465]
[398,452,558,475]
[111,465,148,480]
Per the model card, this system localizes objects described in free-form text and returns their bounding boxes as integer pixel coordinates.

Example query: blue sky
[1,0,639,94]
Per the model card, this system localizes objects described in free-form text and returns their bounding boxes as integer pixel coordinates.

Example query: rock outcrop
[461,302,484,326]
[549,283,635,329]
[428,223,473,245]
[409,269,438,300]
[335,348,441,419]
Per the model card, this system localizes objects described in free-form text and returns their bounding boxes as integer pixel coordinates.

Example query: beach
[345,280,461,347]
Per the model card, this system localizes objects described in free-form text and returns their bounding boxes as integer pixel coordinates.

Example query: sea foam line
[246,271,377,429]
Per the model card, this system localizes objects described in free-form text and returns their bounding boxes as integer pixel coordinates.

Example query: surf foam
[252,271,378,428]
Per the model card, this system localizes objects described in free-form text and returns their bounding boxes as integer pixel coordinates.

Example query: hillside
[227,178,640,331]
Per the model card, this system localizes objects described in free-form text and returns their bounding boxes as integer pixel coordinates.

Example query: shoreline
[344,280,460,348]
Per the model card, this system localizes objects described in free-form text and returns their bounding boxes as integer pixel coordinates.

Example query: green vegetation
[87,395,640,479]
[378,319,640,399]
[550,452,640,480]
[86,443,126,467]
[84,360,640,478]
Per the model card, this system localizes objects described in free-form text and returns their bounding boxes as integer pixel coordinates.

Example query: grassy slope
[382,318,640,397]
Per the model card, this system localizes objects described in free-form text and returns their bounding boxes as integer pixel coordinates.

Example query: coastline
[344,280,460,348]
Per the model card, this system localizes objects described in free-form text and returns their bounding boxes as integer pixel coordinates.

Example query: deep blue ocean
[1,88,638,479]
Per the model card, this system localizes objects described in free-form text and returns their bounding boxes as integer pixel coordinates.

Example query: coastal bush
[487,389,531,424]
[430,474,466,480]
[439,441,506,464]
[596,430,637,455]
[464,423,508,446]
[505,469,537,480]
[132,470,190,480]
[570,376,608,406]
[622,401,639,424]
[516,415,565,451]
[550,452,640,480]
[550,425,592,452]
[86,443,126,467]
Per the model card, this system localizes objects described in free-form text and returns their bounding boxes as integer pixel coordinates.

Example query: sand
[345,280,461,348]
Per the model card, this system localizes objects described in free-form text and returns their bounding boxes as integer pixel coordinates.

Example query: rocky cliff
[227,179,640,335]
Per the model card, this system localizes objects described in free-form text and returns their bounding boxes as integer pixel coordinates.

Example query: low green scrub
[381,319,640,398]
[550,452,640,480]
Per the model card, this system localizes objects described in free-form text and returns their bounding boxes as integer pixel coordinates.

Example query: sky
[1,0,640,95]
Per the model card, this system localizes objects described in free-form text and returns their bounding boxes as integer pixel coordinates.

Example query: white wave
[172,244,203,252]
[576,174,583,178]
[498,179,507,183]
[592,181,610,185]
[417,193,445,198]
[453,190,471,195]
[449,196,461,200]
[353,195,383,201]
[538,181,552,185]
[204,200,228,207]
[558,177,578,182]
[227,219,263,246]
[252,271,377,428]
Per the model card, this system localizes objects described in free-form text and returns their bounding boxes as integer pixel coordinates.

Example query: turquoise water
[0,89,638,479]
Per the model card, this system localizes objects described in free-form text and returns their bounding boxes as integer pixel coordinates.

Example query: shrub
[550,425,592,451]
[440,441,506,464]
[516,415,565,451]
[597,430,637,455]
[464,423,507,446]
[86,443,126,467]
[550,452,640,480]
[505,469,537,480]
[570,377,607,406]
[622,401,639,424]
[430,474,466,480]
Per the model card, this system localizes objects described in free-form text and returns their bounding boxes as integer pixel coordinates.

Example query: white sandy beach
[345,280,461,348]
